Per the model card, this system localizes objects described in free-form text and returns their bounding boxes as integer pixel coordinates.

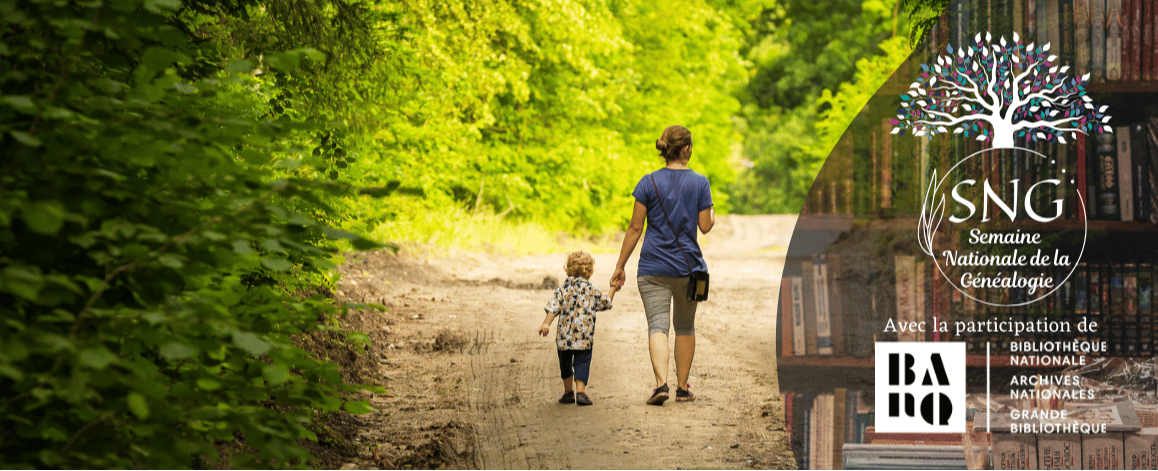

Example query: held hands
[610,268,626,291]
[608,285,619,301]
[538,324,550,336]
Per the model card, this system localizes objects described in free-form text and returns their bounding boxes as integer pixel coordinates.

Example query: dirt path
[328,215,797,469]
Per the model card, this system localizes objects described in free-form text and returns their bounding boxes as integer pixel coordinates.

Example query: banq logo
[874,342,965,433]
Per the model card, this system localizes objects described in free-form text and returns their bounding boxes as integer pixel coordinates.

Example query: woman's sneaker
[676,384,695,402]
[576,392,593,406]
[646,384,669,405]
[558,391,575,404]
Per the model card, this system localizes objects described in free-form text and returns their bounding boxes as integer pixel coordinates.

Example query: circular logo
[919,147,1087,307]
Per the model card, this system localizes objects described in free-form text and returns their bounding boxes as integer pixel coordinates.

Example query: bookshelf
[778,1,1158,468]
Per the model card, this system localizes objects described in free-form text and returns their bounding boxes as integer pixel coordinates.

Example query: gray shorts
[638,275,698,336]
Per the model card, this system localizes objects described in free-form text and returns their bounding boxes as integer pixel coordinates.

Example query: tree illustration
[892,32,1111,148]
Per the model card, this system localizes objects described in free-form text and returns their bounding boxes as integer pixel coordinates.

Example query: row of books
[788,393,1158,469]
[784,387,974,470]
[778,254,1158,358]
[1091,123,1157,222]
[783,389,873,470]
[779,254,874,358]
[808,114,1158,222]
[980,401,1158,470]
[934,0,1158,84]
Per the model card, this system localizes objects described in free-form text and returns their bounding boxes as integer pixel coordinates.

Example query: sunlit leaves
[0,0,383,467]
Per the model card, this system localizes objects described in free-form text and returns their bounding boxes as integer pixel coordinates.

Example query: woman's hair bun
[655,139,669,152]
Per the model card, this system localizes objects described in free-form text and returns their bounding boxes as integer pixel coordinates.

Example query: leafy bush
[0,0,390,467]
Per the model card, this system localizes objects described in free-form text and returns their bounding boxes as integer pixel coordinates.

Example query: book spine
[845,391,859,444]
[1131,122,1150,222]
[1015,0,1026,38]
[781,279,793,358]
[1150,0,1158,81]
[1112,264,1125,355]
[804,403,812,470]
[1084,433,1125,470]
[828,255,846,356]
[1143,263,1155,356]
[818,394,834,470]
[1124,432,1158,470]
[917,260,930,342]
[895,255,917,342]
[1153,264,1158,355]
[1061,0,1074,67]
[1076,0,1091,75]
[1097,132,1122,219]
[1127,263,1140,355]
[1078,133,1089,220]
[784,392,793,439]
[1076,263,1090,348]
[1129,0,1141,81]
[1122,0,1134,81]
[803,260,818,355]
[1060,138,1071,219]
[1149,116,1158,224]
[792,393,806,469]
[1041,0,1054,47]
[1040,434,1081,469]
[957,0,969,50]
[881,120,893,212]
[833,389,847,471]
[1091,264,1104,355]
[1093,0,1107,81]
[1050,0,1063,55]
[1118,125,1134,221]
[1108,0,1122,80]
[792,277,806,355]
[994,433,1039,469]
[814,255,833,355]
[1029,0,1039,42]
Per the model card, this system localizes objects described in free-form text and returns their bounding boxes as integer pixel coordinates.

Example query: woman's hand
[538,324,550,336]
[610,268,626,290]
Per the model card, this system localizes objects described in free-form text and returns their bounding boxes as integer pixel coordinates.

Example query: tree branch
[913,113,991,129]
[955,72,998,113]
[1009,58,1046,106]
[1013,115,1085,132]
[1017,81,1075,108]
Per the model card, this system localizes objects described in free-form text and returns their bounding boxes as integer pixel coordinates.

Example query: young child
[538,251,617,406]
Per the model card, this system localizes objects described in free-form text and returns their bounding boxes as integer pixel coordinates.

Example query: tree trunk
[992,132,1016,148]
[991,121,1017,148]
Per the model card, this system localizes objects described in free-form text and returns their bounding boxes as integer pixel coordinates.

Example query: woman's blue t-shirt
[631,168,713,277]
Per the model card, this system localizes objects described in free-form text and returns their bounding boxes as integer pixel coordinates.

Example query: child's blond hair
[564,251,595,279]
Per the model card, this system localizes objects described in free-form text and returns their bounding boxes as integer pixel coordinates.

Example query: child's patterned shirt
[544,276,612,350]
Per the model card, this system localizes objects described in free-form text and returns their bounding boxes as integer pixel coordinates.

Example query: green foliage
[728,0,913,214]
[900,0,950,47]
[0,0,391,467]
[317,0,746,236]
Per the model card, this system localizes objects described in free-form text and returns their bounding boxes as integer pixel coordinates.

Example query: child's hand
[609,285,619,301]
[538,325,550,336]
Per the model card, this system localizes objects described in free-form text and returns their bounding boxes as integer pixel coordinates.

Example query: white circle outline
[929,146,1088,308]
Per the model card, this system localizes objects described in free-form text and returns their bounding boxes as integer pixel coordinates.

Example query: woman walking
[610,125,715,405]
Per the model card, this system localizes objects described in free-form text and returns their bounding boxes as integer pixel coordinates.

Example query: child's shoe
[576,392,593,406]
[558,391,575,404]
[676,384,695,402]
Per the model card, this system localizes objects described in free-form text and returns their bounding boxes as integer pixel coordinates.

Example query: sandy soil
[322,215,798,470]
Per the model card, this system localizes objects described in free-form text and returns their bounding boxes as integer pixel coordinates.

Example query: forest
[0,0,926,467]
